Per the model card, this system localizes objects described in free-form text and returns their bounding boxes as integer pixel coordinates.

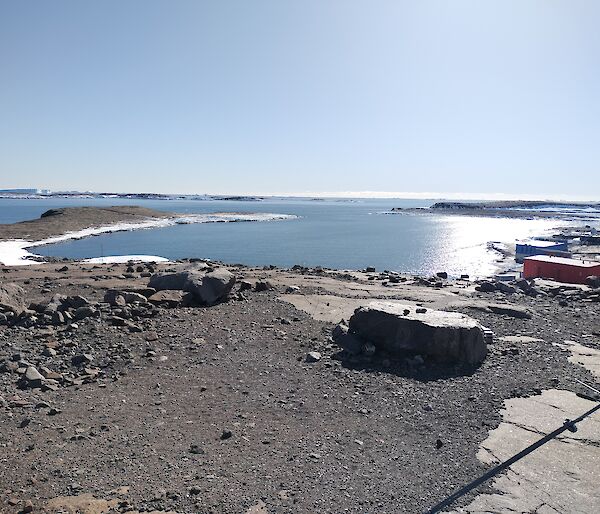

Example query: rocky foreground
[0,260,599,513]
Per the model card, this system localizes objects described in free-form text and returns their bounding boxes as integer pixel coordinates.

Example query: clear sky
[1,1,598,199]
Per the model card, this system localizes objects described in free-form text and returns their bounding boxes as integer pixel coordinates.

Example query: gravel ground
[1,262,599,514]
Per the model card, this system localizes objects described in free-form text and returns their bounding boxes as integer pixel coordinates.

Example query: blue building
[515,240,569,263]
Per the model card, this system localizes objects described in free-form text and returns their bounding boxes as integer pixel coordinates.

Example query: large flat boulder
[0,282,25,314]
[347,301,487,366]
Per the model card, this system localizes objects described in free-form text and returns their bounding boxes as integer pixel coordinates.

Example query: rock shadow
[332,349,482,381]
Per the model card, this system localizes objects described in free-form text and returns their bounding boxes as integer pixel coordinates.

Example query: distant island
[0,189,264,202]
[390,200,600,220]
[427,200,600,210]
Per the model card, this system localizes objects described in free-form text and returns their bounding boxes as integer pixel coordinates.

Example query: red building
[523,255,600,284]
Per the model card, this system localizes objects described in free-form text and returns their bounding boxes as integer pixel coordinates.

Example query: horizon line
[2,189,599,203]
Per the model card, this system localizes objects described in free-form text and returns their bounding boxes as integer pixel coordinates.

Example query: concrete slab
[447,390,600,513]
[555,340,600,380]
[279,293,372,323]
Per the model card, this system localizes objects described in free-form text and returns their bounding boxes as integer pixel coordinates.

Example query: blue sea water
[0,197,573,277]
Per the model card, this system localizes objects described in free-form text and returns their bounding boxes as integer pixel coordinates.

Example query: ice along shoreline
[0,211,297,266]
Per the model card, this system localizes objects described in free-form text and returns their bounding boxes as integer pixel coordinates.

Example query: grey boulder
[0,283,25,315]
[184,269,236,305]
[104,290,148,306]
[148,271,200,291]
[347,301,487,366]
[148,269,236,305]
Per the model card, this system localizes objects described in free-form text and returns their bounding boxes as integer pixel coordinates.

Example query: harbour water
[0,197,576,278]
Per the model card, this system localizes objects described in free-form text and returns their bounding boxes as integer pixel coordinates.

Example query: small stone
[255,281,274,292]
[24,366,44,388]
[239,281,253,291]
[306,351,322,363]
[220,429,233,440]
[436,438,444,449]
[71,354,93,366]
[189,485,202,495]
[144,331,159,342]
[189,444,205,455]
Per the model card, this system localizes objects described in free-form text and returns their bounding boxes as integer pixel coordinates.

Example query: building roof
[516,240,565,248]
[524,255,600,267]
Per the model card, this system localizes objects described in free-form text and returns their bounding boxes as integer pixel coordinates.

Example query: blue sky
[1,1,598,199]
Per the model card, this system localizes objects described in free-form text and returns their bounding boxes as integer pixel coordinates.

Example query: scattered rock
[494,282,517,294]
[104,290,148,306]
[22,366,44,388]
[476,282,496,293]
[189,444,205,455]
[306,351,322,363]
[71,354,93,366]
[254,281,274,292]
[239,281,253,291]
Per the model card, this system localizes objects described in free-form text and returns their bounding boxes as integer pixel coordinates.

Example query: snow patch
[83,255,169,264]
